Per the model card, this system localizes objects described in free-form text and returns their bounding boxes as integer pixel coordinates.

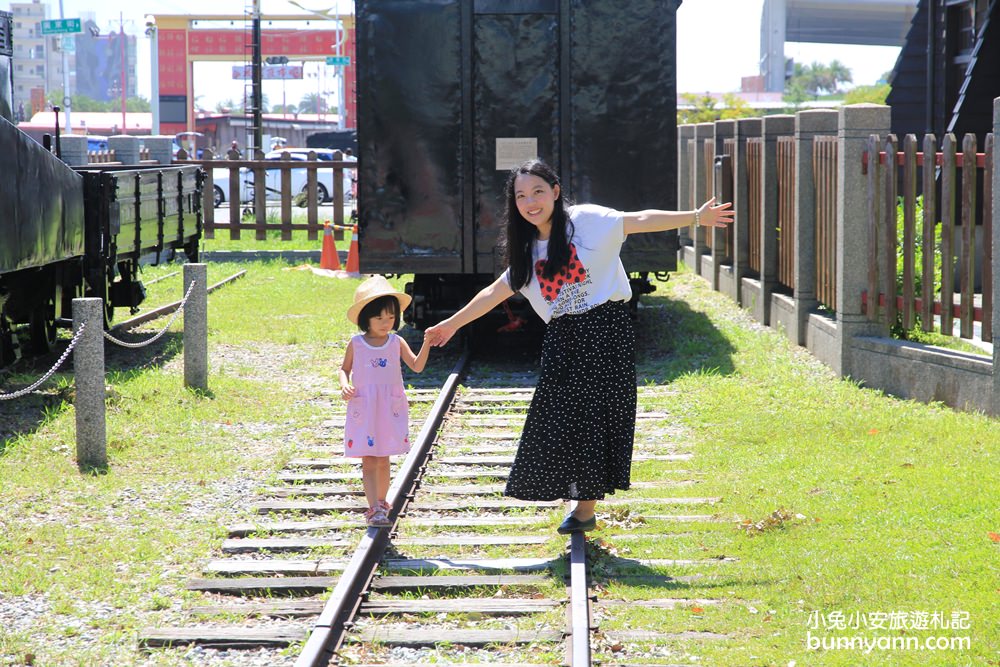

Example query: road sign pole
[57,1,71,132]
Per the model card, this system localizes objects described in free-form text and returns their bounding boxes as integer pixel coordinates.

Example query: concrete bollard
[144,135,175,165]
[184,263,209,391]
[73,298,106,471]
[59,135,90,166]
[108,135,141,165]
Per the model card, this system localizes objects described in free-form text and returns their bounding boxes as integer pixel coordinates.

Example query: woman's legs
[573,499,597,521]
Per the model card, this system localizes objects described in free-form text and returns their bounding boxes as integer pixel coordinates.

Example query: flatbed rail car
[75,164,203,323]
[356,0,682,328]
[0,139,203,364]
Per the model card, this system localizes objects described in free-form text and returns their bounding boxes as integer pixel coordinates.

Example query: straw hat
[347,275,412,325]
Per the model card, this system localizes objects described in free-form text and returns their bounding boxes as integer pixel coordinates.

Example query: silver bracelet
[694,209,701,226]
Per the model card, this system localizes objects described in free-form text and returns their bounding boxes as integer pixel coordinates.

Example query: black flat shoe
[557,513,597,535]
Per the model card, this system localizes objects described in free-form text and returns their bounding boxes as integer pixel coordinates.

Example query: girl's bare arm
[400,336,430,373]
[339,341,355,400]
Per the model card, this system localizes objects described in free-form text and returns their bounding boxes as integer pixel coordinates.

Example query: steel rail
[568,531,592,666]
[110,270,247,332]
[294,349,469,667]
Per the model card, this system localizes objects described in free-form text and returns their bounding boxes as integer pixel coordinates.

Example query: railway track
[138,351,732,666]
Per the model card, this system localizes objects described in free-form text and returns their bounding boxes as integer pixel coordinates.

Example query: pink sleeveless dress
[344,333,411,457]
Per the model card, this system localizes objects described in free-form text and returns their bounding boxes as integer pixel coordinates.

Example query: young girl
[426,159,733,534]
[340,276,430,527]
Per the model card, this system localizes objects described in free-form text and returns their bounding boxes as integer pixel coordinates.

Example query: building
[8,1,137,120]
[887,0,999,141]
[8,0,64,118]
[74,19,137,103]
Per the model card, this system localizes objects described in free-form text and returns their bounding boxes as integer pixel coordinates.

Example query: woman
[424,159,733,533]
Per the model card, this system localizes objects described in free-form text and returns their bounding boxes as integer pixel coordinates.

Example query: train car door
[470,1,561,276]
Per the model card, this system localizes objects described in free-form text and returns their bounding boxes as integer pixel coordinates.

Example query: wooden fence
[814,136,838,310]
[87,147,151,164]
[746,137,763,275]
[777,136,796,291]
[175,148,353,242]
[864,132,994,343]
[679,104,1000,416]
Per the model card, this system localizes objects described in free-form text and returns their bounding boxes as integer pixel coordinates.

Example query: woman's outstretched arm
[623,196,734,236]
[424,274,515,347]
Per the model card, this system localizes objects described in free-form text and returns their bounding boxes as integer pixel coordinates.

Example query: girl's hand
[697,197,735,228]
[341,384,356,401]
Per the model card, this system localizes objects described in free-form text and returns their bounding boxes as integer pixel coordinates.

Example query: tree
[785,60,853,100]
[299,92,329,115]
[677,92,756,125]
[844,84,890,105]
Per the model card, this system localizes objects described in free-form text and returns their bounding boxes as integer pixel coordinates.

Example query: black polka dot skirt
[504,300,637,501]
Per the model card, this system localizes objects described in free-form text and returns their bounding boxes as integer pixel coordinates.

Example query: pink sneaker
[366,506,391,527]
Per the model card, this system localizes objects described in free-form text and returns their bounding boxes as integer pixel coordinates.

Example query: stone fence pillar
[732,118,762,307]
[758,114,794,325]
[792,109,839,345]
[143,135,175,165]
[59,135,89,166]
[992,97,1000,415]
[108,135,140,165]
[836,104,892,377]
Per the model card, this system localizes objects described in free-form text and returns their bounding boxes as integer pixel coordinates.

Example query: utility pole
[145,16,158,135]
[251,0,263,154]
[57,0,70,132]
[119,12,126,134]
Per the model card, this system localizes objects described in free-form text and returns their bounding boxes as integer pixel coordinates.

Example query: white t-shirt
[502,203,631,323]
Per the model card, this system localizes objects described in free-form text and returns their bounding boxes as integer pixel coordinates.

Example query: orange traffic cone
[345,224,360,275]
[320,222,341,270]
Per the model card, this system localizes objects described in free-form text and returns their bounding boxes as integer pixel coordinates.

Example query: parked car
[265,148,356,202]
[210,165,252,208]
[208,149,355,208]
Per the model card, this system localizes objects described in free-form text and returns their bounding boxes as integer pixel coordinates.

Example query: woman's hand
[424,321,458,347]
[696,197,735,228]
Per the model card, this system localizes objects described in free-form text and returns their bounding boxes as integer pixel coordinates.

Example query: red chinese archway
[153,13,355,137]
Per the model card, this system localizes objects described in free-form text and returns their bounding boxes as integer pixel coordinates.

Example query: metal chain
[0,320,89,401]
[103,280,197,349]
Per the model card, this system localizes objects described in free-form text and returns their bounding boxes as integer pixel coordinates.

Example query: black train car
[355,0,681,327]
[0,9,202,365]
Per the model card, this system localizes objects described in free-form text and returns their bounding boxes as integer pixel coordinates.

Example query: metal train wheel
[0,311,19,367]
[27,295,57,355]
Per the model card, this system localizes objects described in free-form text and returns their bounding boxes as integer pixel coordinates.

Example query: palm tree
[299,92,329,115]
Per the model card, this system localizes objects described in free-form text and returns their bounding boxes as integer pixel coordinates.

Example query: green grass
[1,260,996,665]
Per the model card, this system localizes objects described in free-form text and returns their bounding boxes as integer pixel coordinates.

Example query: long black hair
[499,159,574,291]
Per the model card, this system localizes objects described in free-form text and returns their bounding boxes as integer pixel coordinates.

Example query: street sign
[40,18,81,35]
[231,65,304,80]
[61,35,76,54]
[325,56,351,67]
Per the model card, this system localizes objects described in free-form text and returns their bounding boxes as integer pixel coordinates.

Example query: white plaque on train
[496,138,538,170]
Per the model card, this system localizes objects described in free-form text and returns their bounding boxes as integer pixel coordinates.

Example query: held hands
[696,197,735,228]
[424,321,457,348]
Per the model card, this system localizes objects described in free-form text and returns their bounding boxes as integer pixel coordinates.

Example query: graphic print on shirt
[369,357,388,368]
[534,243,590,303]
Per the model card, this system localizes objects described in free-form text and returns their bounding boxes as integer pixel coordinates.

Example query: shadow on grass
[634,292,736,385]
[585,540,760,591]
[0,330,184,457]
